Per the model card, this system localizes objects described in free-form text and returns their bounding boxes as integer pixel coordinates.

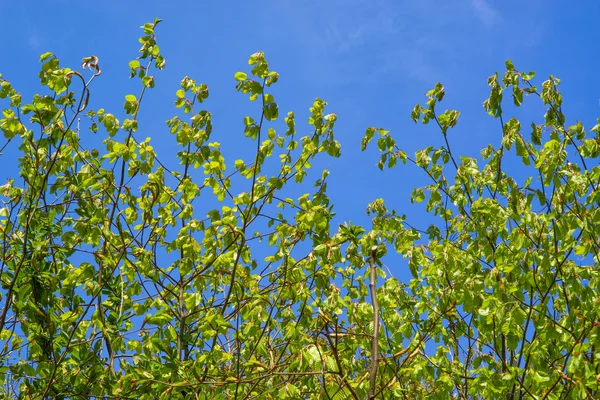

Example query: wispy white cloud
[269,0,407,83]
[269,0,544,87]
[471,0,501,28]
[28,30,41,51]
[312,0,402,54]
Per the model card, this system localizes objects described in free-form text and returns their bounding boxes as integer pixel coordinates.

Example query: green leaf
[234,72,247,81]
[39,52,54,62]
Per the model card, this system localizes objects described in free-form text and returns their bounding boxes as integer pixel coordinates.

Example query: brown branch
[368,245,380,400]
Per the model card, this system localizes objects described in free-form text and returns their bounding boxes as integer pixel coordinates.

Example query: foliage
[1,19,600,399]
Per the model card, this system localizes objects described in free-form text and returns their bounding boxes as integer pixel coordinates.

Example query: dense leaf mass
[1,20,600,399]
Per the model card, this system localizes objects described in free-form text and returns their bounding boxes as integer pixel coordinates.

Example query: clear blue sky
[1,0,599,280]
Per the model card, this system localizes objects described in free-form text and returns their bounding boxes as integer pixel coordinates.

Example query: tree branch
[368,245,380,400]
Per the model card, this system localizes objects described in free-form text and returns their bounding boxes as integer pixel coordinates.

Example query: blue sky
[1,0,600,280]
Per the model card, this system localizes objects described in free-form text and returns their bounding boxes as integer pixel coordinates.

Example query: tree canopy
[1,19,600,399]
